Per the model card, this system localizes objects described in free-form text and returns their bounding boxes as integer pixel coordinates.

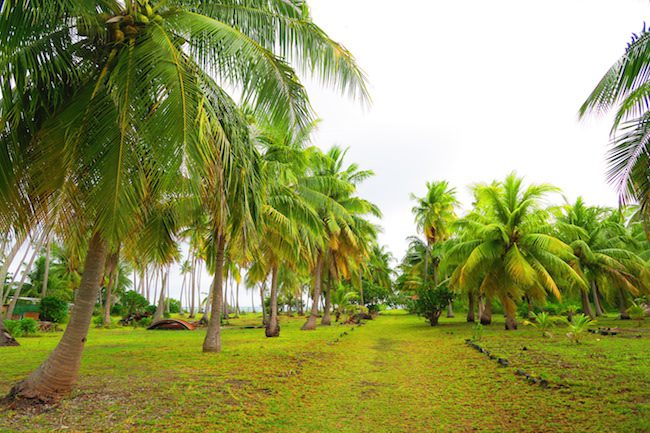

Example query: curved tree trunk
[617,288,630,320]
[592,281,605,316]
[428,310,441,326]
[321,277,332,326]
[203,235,226,353]
[302,253,323,330]
[7,232,107,402]
[6,230,47,320]
[479,296,492,325]
[265,265,280,337]
[189,255,196,318]
[0,317,19,347]
[503,297,517,330]
[466,291,475,322]
[580,289,594,318]
[0,232,28,306]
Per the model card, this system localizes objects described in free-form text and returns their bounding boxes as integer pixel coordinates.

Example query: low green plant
[565,313,593,344]
[4,318,39,338]
[524,311,556,337]
[563,305,579,322]
[627,303,645,327]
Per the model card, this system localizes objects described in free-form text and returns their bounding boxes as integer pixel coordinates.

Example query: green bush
[412,285,454,326]
[4,318,38,338]
[39,296,68,323]
[168,298,181,314]
[120,291,149,316]
[138,317,152,328]
[145,305,157,315]
[110,303,124,316]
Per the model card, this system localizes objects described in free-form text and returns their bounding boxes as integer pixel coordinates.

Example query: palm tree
[555,198,648,319]
[1,0,367,400]
[411,181,458,317]
[447,173,586,330]
[580,26,650,220]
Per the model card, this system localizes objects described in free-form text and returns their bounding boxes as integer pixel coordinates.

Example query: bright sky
[304,0,650,263]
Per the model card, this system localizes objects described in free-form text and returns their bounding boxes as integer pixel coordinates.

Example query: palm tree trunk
[0,316,19,346]
[202,276,214,323]
[41,236,52,298]
[189,256,196,318]
[446,300,455,318]
[0,232,28,305]
[153,270,167,322]
[259,281,266,325]
[479,295,492,325]
[265,265,280,337]
[580,289,594,318]
[235,279,240,317]
[466,291,475,322]
[617,288,630,320]
[8,232,107,402]
[102,250,119,326]
[503,297,517,330]
[591,281,605,316]
[251,286,256,314]
[6,230,47,320]
[321,275,332,326]
[302,253,323,330]
[203,235,226,353]
[223,270,229,318]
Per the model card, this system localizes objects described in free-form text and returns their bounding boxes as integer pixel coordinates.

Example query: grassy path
[0,312,647,432]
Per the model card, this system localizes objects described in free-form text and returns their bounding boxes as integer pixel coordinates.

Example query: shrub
[168,298,181,314]
[138,317,152,328]
[120,291,149,316]
[523,311,557,337]
[145,305,157,315]
[20,318,38,335]
[412,285,454,326]
[5,319,39,338]
[39,296,68,323]
[4,320,22,338]
[110,303,124,316]
[627,303,645,326]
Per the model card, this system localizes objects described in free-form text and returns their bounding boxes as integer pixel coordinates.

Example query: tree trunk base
[0,331,19,347]
[480,317,491,325]
[619,313,631,320]
[265,323,280,337]
[301,316,317,330]
[321,316,331,326]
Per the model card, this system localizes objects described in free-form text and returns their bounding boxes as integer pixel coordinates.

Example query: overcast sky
[303,0,650,263]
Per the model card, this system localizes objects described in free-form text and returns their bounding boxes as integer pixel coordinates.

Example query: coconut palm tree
[555,198,648,319]
[446,174,586,330]
[580,26,650,219]
[411,181,458,317]
[1,0,367,400]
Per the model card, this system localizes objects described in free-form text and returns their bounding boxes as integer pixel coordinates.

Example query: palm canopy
[579,26,650,212]
[446,173,586,329]
[410,181,458,246]
[555,199,649,302]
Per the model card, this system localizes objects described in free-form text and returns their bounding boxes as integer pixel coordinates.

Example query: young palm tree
[411,181,458,317]
[1,0,367,400]
[447,174,586,330]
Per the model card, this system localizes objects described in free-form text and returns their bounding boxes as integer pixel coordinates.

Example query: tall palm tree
[1,0,367,400]
[411,181,458,317]
[580,26,650,220]
[447,174,586,330]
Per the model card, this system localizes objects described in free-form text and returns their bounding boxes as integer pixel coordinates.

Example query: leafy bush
[145,305,157,315]
[627,303,645,326]
[120,291,149,316]
[138,317,152,328]
[4,318,38,338]
[92,315,104,328]
[412,285,454,326]
[168,298,181,314]
[39,296,68,323]
[110,303,124,316]
[523,311,557,337]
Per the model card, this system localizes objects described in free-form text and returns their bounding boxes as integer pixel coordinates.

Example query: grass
[0,312,648,432]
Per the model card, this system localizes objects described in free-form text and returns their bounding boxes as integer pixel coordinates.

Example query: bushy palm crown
[411,181,458,246]
[446,174,586,318]
[0,0,368,247]
[580,26,650,213]
[555,198,648,299]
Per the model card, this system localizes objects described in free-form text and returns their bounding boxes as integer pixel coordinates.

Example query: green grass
[0,312,648,432]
